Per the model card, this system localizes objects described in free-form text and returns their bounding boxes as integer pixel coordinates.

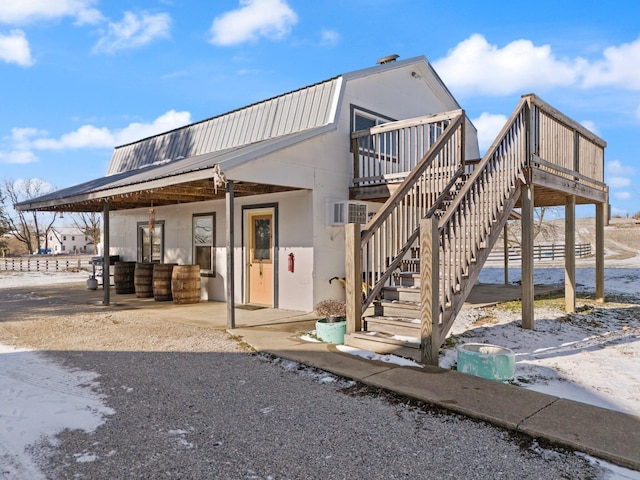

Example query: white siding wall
[109,189,315,311]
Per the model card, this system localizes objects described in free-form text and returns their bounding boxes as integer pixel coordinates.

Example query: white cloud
[606,160,636,191]
[0,0,103,26]
[33,125,114,150]
[608,177,631,188]
[114,110,191,145]
[435,34,640,97]
[471,112,507,152]
[0,149,38,164]
[0,29,34,66]
[582,36,640,90]
[210,0,297,46]
[580,120,598,135]
[614,191,632,200]
[636,104,640,120]
[1,111,192,166]
[320,29,340,46]
[92,11,171,54]
[606,159,635,176]
[433,34,583,96]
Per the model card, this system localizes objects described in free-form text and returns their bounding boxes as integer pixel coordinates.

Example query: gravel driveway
[0,287,605,479]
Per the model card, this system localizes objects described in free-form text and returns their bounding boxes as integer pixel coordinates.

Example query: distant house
[43,226,93,255]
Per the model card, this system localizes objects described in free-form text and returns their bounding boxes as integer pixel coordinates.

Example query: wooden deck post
[503,224,509,285]
[595,201,606,303]
[102,200,110,306]
[521,182,534,329]
[226,181,236,329]
[345,223,362,334]
[565,195,576,313]
[420,217,440,366]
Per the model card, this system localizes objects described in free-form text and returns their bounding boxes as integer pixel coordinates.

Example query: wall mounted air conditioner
[327,201,368,226]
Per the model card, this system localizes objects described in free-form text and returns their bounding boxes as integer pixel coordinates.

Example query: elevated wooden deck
[344,94,607,365]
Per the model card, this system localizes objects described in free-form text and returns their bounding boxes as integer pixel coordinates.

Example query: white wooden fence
[0,256,93,272]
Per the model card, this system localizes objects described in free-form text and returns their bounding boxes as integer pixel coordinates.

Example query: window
[193,213,215,276]
[71,236,75,241]
[63,235,67,241]
[137,221,164,263]
[350,106,396,154]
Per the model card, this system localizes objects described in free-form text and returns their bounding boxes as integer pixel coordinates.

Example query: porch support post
[420,217,440,366]
[503,224,509,285]
[565,195,576,313]
[102,199,110,306]
[345,223,362,334]
[521,182,534,330]
[595,201,606,303]
[226,181,236,329]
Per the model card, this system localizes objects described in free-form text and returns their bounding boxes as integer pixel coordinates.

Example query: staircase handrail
[362,111,464,243]
[358,111,466,312]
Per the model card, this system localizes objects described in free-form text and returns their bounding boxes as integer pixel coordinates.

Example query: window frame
[192,213,216,277]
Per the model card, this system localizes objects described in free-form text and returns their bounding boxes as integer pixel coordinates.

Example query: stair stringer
[438,181,523,341]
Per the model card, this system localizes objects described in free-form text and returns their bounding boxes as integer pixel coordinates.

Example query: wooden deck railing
[352,110,466,311]
[352,111,464,187]
[346,94,607,360]
[527,94,606,190]
[434,98,529,336]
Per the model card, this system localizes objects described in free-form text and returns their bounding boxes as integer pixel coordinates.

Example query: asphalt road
[37,334,604,480]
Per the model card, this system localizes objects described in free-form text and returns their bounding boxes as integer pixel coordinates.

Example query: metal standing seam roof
[107,76,342,176]
[15,127,333,211]
[16,55,453,212]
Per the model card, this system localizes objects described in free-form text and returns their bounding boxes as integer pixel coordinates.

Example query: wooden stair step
[364,315,421,337]
[382,285,421,302]
[376,299,420,317]
[343,332,421,362]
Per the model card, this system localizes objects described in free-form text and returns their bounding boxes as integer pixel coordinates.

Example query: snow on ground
[459,267,640,417]
[0,270,89,288]
[1,267,639,478]
[0,343,113,479]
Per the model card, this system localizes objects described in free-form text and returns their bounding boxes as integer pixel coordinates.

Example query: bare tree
[0,188,10,255]
[2,178,58,254]
[503,206,560,249]
[71,212,102,254]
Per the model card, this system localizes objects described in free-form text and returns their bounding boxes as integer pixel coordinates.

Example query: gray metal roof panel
[18,125,335,211]
[106,77,341,176]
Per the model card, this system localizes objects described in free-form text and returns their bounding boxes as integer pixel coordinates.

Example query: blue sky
[1,0,639,217]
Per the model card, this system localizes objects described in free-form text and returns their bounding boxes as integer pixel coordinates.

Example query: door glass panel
[253,218,271,261]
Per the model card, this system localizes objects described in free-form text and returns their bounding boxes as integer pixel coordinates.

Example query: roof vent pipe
[376,54,399,65]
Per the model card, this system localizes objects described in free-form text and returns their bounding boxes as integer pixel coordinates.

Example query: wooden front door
[247,212,273,306]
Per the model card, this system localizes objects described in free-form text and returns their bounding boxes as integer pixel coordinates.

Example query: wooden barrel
[114,261,136,294]
[153,263,176,301]
[171,265,201,305]
[134,263,154,298]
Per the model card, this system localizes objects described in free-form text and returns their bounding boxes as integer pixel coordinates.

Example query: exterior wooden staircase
[344,94,606,364]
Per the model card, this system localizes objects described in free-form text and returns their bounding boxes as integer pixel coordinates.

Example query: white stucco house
[17,53,607,362]
[17,55,480,312]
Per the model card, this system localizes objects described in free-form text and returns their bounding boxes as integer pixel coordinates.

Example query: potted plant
[314,299,347,344]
